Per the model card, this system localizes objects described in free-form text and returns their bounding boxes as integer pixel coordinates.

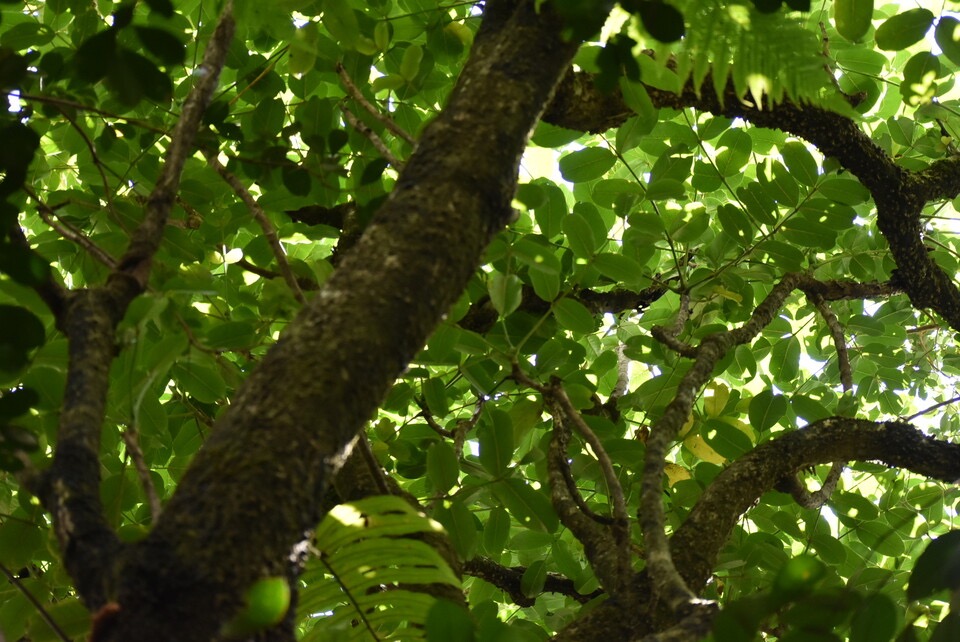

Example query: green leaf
[770,336,801,383]
[321,3,359,49]
[534,182,567,238]
[907,530,960,600]
[834,0,874,43]
[717,203,754,246]
[482,507,511,557]
[26,597,91,642]
[559,147,617,183]
[780,141,818,186]
[488,273,523,317]
[874,9,934,51]
[1,22,54,50]
[562,212,596,258]
[436,500,478,560]
[702,419,754,460]
[74,29,117,82]
[0,305,44,350]
[646,178,685,201]
[144,0,174,16]
[492,478,558,533]
[134,26,185,65]
[715,128,752,177]
[857,520,905,557]
[0,387,38,420]
[427,441,459,493]
[593,252,642,284]
[760,240,806,271]
[400,44,423,81]
[205,321,257,350]
[0,518,42,568]
[936,17,960,67]
[478,410,514,476]
[426,600,475,642]
[221,577,291,637]
[637,0,685,42]
[521,559,547,597]
[850,593,897,642]
[553,298,597,333]
[173,361,227,403]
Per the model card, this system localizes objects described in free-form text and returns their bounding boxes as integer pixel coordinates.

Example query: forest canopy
[2,0,960,641]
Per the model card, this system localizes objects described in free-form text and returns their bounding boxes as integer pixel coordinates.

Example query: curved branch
[542,66,960,330]
[640,273,803,613]
[554,418,960,641]
[671,418,960,595]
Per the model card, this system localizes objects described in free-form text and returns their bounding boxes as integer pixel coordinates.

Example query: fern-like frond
[297,496,461,642]
[641,1,831,106]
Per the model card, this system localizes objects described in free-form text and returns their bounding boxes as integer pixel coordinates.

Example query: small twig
[54,105,119,224]
[235,257,278,279]
[122,428,162,521]
[553,414,614,525]
[811,297,852,392]
[341,105,404,169]
[551,382,629,531]
[641,275,805,614]
[904,394,960,421]
[652,292,697,357]
[515,363,631,591]
[453,396,485,458]
[0,562,71,642]
[610,343,631,400]
[22,186,118,269]
[463,557,603,607]
[907,323,942,334]
[229,53,280,106]
[205,153,306,305]
[336,62,416,145]
[777,462,844,509]
[11,91,168,134]
[414,397,454,438]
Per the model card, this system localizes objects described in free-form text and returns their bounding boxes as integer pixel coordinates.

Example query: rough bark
[93,2,584,640]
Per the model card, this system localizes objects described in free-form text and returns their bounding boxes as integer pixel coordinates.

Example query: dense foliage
[3,0,960,640]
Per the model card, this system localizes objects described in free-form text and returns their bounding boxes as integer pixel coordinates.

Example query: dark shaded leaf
[134,26,185,65]
[73,29,118,83]
[637,1,685,43]
[875,9,934,51]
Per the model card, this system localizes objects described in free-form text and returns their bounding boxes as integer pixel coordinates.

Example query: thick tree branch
[642,274,803,614]
[554,418,960,641]
[671,418,960,595]
[100,3,586,640]
[31,288,125,609]
[542,66,960,330]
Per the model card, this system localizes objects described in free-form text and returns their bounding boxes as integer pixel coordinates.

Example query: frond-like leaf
[639,1,830,105]
[298,496,461,641]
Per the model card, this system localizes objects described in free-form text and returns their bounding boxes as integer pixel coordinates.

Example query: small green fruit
[221,576,291,638]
